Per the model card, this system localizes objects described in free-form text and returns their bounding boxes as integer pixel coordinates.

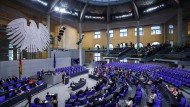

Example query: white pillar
[79,22,82,65]
[177,8,182,46]
[136,21,140,50]
[47,15,51,58]
[106,24,110,56]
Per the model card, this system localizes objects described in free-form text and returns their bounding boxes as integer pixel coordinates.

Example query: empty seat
[65,104,72,107]
[0,96,5,103]
[10,80,14,84]
[8,85,14,90]
[2,82,8,87]
[26,86,30,90]
[16,83,21,88]
[8,92,14,98]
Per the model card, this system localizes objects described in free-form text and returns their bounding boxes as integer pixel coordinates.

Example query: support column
[136,21,140,50]
[163,24,166,44]
[177,8,182,46]
[47,15,51,58]
[106,24,110,56]
[79,22,82,65]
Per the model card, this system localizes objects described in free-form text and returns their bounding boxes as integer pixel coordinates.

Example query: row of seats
[0,79,43,103]
[55,65,87,76]
[107,62,190,107]
[1,77,27,87]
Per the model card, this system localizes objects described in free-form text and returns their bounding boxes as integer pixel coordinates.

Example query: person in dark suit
[12,76,18,81]
[25,90,32,106]
[177,92,184,102]
[0,85,5,93]
[68,81,75,88]
[6,76,11,83]
[62,72,66,84]
[15,86,23,95]
[46,92,51,98]
[77,90,84,96]
[100,98,107,106]
[34,96,41,104]
[84,86,89,93]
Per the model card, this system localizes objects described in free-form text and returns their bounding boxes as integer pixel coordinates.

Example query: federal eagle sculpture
[6,18,50,52]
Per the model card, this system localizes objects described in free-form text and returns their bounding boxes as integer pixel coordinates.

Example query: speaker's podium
[43,71,62,85]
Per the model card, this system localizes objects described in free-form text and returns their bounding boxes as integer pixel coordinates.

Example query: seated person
[126,97,133,107]
[46,92,51,98]
[34,96,41,104]
[12,76,18,81]
[29,78,34,83]
[147,79,153,85]
[69,81,75,88]
[84,86,89,93]
[77,89,84,96]
[176,91,184,102]
[156,77,163,84]
[15,86,23,95]
[50,97,58,107]
[0,78,5,83]
[168,85,175,93]
[0,85,5,93]
[79,78,84,81]
[173,89,179,97]
[147,91,157,107]
[6,76,12,83]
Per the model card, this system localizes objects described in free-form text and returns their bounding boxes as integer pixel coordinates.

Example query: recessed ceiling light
[54,7,59,12]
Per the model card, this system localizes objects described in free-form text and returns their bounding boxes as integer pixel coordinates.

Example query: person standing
[25,90,32,106]
[62,72,66,84]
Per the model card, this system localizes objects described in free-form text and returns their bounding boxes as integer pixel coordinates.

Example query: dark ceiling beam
[48,0,60,13]
[107,5,111,23]
[80,3,88,22]
[131,1,139,20]
[169,0,180,7]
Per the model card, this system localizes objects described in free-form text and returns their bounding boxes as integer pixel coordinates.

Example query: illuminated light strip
[115,13,133,19]
[85,15,105,19]
[144,4,165,13]
[54,6,79,16]
[36,0,48,6]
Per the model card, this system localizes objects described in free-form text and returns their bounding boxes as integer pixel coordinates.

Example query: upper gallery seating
[155,42,190,60]
[132,44,170,58]
[109,47,134,57]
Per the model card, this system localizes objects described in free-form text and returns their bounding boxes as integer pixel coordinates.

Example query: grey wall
[0,57,71,78]
[51,49,85,64]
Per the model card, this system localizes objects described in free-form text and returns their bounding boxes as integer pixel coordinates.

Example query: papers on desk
[44,100,48,103]
[50,93,55,95]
